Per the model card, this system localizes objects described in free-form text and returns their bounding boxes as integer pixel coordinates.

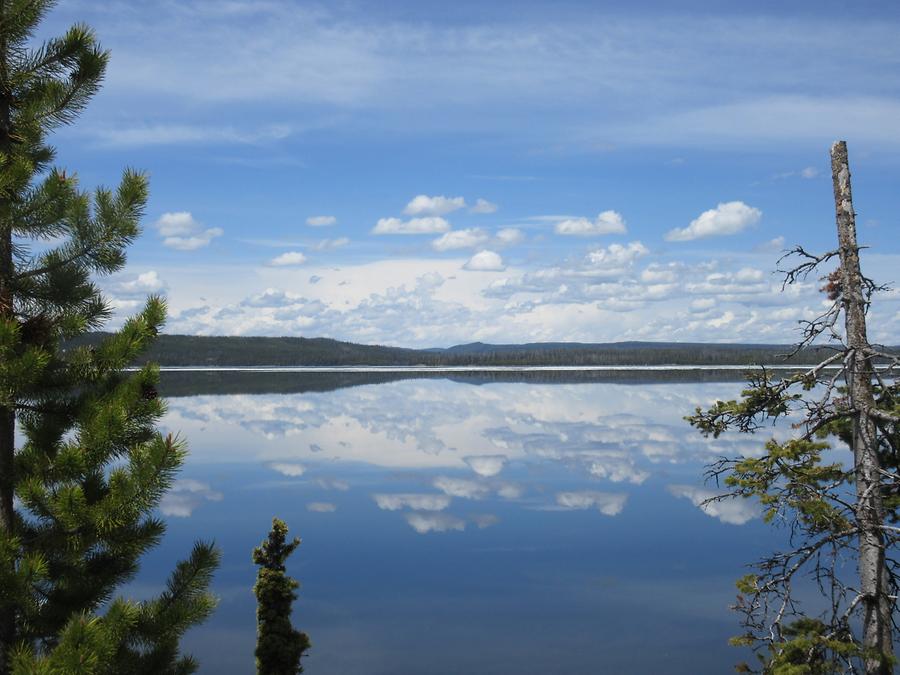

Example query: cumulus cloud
[373,216,451,234]
[403,195,466,216]
[269,251,308,266]
[159,479,223,518]
[668,484,759,525]
[555,210,627,236]
[307,502,336,512]
[405,512,466,534]
[432,228,490,251]
[708,310,736,328]
[463,455,508,477]
[666,201,761,241]
[463,250,505,271]
[155,211,223,251]
[495,227,524,245]
[116,271,166,296]
[267,462,306,477]
[690,297,716,312]
[470,198,498,214]
[307,215,337,226]
[586,241,649,270]
[734,267,765,282]
[240,288,317,308]
[555,491,628,516]
[373,493,452,511]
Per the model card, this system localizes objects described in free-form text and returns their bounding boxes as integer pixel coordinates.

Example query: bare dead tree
[688,141,899,674]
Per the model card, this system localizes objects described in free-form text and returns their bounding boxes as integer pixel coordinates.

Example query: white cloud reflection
[162,379,792,535]
[159,479,223,518]
[405,512,466,534]
[463,454,508,477]
[307,502,337,512]
[667,485,760,525]
[373,493,452,511]
[555,491,628,516]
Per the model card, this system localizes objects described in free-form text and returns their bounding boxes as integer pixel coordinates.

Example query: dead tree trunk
[831,140,893,674]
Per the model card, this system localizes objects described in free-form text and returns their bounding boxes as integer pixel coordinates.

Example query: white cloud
[116,271,166,296]
[93,123,291,147]
[690,297,716,312]
[800,166,819,179]
[433,476,490,499]
[432,228,490,251]
[403,195,466,216]
[470,198,498,214]
[307,215,337,227]
[268,251,308,266]
[373,216,451,234]
[159,479,223,518]
[707,311,736,328]
[373,493,452,511]
[307,502,336,512]
[463,455,508,477]
[495,228,524,245]
[155,211,222,251]
[555,491,628,516]
[754,236,786,253]
[555,210,627,236]
[614,96,900,148]
[666,201,761,241]
[586,241,649,269]
[463,250,505,271]
[267,462,306,477]
[313,237,350,251]
[405,512,466,534]
[734,267,765,283]
[640,265,677,283]
[668,485,760,525]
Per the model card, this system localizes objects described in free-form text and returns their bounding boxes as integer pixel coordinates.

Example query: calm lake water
[135,371,783,674]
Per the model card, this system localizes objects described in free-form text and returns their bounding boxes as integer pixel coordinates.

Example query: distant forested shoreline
[66,333,900,367]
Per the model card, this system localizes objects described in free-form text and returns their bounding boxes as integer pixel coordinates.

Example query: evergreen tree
[0,2,218,672]
[253,518,310,675]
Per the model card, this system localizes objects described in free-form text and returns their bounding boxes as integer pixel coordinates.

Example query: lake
[137,370,785,674]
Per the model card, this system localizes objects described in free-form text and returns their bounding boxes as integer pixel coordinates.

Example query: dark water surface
[133,370,781,674]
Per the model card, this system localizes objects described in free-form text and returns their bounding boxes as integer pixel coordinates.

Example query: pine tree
[253,519,310,675]
[0,2,218,672]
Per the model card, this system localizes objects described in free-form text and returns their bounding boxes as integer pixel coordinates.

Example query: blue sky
[37,0,900,346]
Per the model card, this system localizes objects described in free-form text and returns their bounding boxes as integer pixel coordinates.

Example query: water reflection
[144,373,780,673]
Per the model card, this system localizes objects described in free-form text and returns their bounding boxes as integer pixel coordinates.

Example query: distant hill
[65,333,894,367]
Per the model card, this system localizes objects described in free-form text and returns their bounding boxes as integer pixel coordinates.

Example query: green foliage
[1,1,218,671]
[687,370,900,672]
[252,519,310,675]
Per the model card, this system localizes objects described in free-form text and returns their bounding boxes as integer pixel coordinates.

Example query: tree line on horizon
[67,332,900,368]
